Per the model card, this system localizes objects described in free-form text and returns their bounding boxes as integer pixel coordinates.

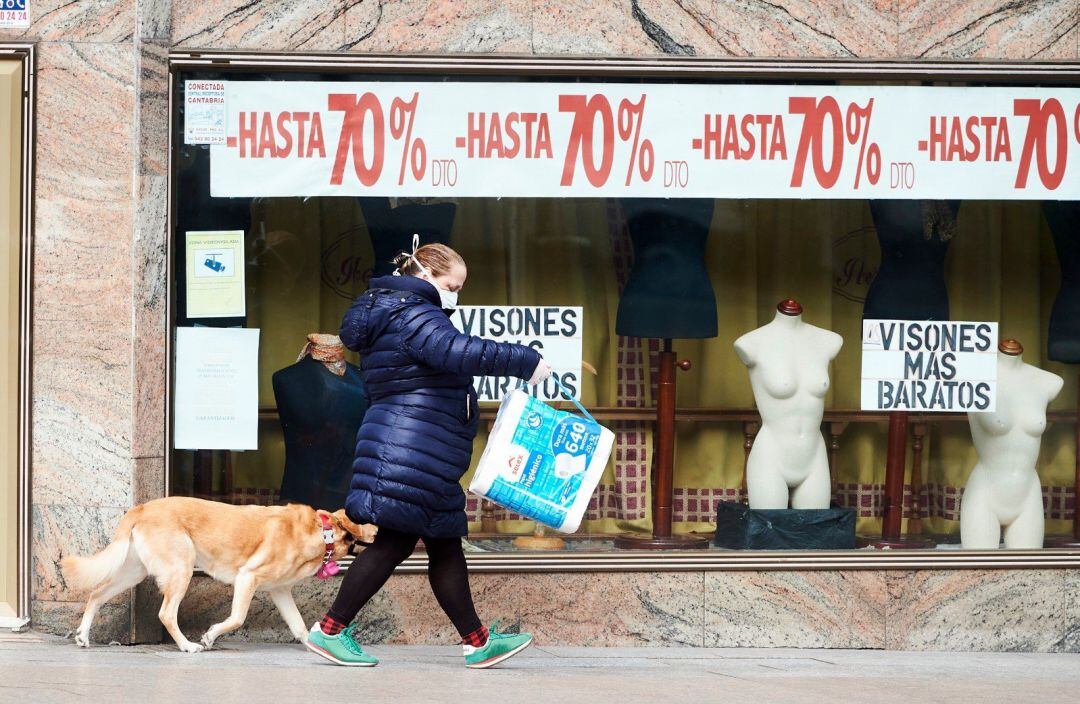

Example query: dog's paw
[74,631,90,648]
[178,642,205,654]
[199,634,217,650]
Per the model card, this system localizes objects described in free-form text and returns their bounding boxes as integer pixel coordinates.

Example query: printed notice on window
[861,320,998,413]
[0,1,29,28]
[451,307,583,402]
[173,327,259,450]
[185,230,245,318]
[184,80,227,145]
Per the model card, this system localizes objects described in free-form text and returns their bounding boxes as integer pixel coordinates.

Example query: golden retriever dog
[61,497,376,652]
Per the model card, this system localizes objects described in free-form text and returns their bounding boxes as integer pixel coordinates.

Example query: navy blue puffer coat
[339,274,542,538]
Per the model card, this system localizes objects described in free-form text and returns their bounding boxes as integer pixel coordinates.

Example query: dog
[61,497,376,652]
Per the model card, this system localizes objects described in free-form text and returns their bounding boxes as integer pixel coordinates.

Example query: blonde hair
[392,242,465,278]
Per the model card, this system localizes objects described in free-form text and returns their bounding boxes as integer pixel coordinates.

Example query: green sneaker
[464,622,533,669]
[305,623,379,667]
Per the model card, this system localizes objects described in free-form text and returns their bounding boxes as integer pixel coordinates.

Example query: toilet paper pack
[469,389,614,533]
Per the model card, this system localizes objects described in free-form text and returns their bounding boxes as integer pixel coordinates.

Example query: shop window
[169,63,1079,557]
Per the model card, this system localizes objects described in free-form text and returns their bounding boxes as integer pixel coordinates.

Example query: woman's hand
[528,358,553,386]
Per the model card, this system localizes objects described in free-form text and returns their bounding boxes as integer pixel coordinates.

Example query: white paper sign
[173,327,259,449]
[185,80,227,145]
[861,320,998,413]
[451,306,583,402]
[0,1,29,28]
[206,81,1080,200]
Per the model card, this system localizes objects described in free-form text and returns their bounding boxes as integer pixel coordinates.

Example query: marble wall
[1,0,1076,644]
[173,567,1080,651]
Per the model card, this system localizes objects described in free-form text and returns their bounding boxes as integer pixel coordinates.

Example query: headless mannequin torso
[1043,202,1080,363]
[863,200,959,321]
[274,336,368,510]
[960,341,1063,549]
[615,198,718,339]
[734,301,843,509]
[358,197,456,278]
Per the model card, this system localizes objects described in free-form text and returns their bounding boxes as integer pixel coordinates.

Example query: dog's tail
[60,510,137,593]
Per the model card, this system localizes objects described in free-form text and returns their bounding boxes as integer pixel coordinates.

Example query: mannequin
[274,334,368,510]
[358,197,456,277]
[615,198,718,339]
[611,198,717,550]
[960,339,1063,549]
[734,300,843,509]
[1043,202,1080,363]
[863,200,960,321]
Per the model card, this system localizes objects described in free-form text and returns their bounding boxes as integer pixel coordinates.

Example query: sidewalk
[1,632,1077,704]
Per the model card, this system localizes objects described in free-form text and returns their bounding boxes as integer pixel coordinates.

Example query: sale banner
[204,81,1080,200]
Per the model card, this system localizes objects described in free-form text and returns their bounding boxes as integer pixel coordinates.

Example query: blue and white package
[469,389,614,533]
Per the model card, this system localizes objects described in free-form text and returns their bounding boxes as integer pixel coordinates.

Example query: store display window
[169,64,1080,557]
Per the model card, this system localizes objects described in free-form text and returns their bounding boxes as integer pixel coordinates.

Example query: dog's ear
[332,509,377,544]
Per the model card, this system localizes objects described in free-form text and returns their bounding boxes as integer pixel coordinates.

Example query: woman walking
[306,237,552,669]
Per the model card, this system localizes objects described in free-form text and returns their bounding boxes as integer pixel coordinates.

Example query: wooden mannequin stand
[513,524,566,550]
[1045,376,1080,548]
[857,411,934,549]
[615,339,710,550]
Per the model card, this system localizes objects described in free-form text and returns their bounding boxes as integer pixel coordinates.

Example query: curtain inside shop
[224,197,1076,538]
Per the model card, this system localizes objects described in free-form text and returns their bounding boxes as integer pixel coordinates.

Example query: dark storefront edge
[167,51,1080,572]
[0,43,34,625]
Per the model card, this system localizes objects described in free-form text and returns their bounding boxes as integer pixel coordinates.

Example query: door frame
[0,43,34,630]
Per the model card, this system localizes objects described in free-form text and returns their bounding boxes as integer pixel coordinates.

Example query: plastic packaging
[713,501,856,550]
[469,385,613,533]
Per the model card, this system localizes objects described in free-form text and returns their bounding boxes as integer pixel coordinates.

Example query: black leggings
[326,527,482,638]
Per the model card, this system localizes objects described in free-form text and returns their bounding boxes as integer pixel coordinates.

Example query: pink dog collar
[316,514,339,580]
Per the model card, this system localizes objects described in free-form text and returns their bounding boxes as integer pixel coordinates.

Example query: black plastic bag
[713,501,856,550]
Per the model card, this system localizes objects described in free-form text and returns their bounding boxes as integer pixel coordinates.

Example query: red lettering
[486,113,504,158]
[739,114,755,160]
[504,113,520,158]
[964,116,979,162]
[328,93,384,187]
[276,112,293,158]
[722,115,739,159]
[294,112,309,157]
[756,114,773,160]
[994,117,1011,161]
[258,112,275,158]
[467,112,485,158]
[535,114,552,159]
[946,117,964,162]
[308,113,325,158]
[238,112,257,158]
[702,114,721,159]
[768,116,787,160]
[928,116,946,161]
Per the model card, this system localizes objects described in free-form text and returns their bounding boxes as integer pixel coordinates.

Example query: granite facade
[6,0,1078,647]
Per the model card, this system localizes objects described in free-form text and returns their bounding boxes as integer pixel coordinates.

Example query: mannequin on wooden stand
[861,199,960,548]
[735,299,842,509]
[960,339,1063,549]
[1042,201,1080,548]
[612,198,718,550]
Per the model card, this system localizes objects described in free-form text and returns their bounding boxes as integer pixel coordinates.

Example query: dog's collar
[315,514,340,580]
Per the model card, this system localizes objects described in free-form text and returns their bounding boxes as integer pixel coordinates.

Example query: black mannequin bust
[863,200,961,321]
[358,197,457,276]
[615,198,718,339]
[274,335,368,510]
[1043,201,1080,364]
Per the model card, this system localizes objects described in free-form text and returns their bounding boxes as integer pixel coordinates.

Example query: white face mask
[395,235,460,310]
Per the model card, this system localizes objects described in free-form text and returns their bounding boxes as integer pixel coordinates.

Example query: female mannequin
[734,300,843,509]
[960,340,1063,549]
[863,200,959,321]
